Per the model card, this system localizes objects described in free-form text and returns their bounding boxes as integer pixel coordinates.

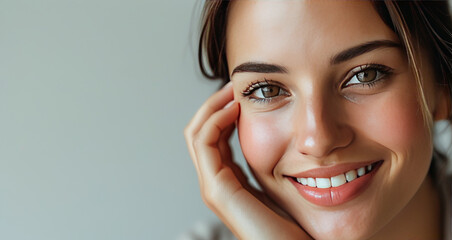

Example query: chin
[296,213,378,240]
[267,188,384,240]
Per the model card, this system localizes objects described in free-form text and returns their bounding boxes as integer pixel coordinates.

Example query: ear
[433,86,451,121]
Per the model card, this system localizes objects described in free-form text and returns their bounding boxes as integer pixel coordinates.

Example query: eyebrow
[330,40,401,65]
[231,62,288,76]
[231,40,401,77]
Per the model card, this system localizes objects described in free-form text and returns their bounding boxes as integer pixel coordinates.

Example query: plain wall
[0,0,232,239]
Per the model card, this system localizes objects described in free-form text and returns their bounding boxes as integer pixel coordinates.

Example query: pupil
[262,86,279,98]
[358,69,377,82]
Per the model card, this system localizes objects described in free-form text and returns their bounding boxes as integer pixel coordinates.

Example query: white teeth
[307,178,316,187]
[300,178,307,185]
[330,174,347,187]
[316,178,331,188]
[297,178,308,185]
[296,163,378,188]
[357,167,366,177]
[345,170,357,182]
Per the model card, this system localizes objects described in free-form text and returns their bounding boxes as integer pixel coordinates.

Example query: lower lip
[289,161,383,207]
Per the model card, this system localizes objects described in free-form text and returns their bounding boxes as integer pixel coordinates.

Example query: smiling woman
[185,1,452,239]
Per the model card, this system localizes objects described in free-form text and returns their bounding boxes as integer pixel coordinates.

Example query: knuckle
[201,186,219,206]
[202,196,216,210]
[203,100,217,114]
[183,125,192,139]
[192,135,206,149]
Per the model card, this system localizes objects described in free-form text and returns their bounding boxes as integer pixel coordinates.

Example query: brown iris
[261,86,280,98]
[356,69,377,82]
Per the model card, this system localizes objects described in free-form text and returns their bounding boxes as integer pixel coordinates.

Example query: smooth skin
[186,1,447,239]
[184,83,309,239]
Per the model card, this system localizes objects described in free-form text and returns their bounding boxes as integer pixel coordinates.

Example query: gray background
[0,0,232,239]
[1,1,451,240]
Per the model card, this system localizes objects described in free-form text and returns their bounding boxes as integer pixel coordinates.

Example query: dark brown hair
[198,1,230,83]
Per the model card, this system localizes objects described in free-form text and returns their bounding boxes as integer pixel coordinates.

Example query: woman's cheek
[363,93,430,154]
[237,112,289,174]
[355,91,433,184]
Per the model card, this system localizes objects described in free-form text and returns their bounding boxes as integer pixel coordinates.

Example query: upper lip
[287,160,382,178]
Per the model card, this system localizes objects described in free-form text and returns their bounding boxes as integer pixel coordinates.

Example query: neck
[371,175,442,240]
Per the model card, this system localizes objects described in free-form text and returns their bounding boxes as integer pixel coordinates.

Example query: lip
[288,160,383,207]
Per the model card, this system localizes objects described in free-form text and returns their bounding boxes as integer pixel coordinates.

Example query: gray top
[444,175,451,240]
[177,220,236,240]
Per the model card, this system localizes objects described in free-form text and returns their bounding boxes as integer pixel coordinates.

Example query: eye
[355,69,378,83]
[254,86,282,98]
[343,64,393,88]
[241,79,290,103]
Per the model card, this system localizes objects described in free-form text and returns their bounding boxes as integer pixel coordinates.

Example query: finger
[218,126,252,189]
[184,82,234,176]
[216,115,255,194]
[218,123,235,161]
[185,82,233,138]
[194,102,239,179]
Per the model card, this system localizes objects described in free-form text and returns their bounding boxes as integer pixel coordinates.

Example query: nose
[294,97,354,159]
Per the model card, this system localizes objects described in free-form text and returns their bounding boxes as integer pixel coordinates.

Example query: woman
[185,1,452,239]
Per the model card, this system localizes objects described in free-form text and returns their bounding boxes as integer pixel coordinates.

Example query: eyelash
[241,64,393,103]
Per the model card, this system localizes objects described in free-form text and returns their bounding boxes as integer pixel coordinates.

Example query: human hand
[184,83,312,240]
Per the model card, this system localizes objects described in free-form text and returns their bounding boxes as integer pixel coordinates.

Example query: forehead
[226,0,399,73]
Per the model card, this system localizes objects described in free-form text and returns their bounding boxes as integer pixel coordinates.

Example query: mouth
[287,160,383,207]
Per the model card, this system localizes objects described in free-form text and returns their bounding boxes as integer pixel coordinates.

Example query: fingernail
[224,100,235,109]
[223,81,232,89]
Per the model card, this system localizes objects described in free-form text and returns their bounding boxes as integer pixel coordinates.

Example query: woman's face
[227,1,444,239]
